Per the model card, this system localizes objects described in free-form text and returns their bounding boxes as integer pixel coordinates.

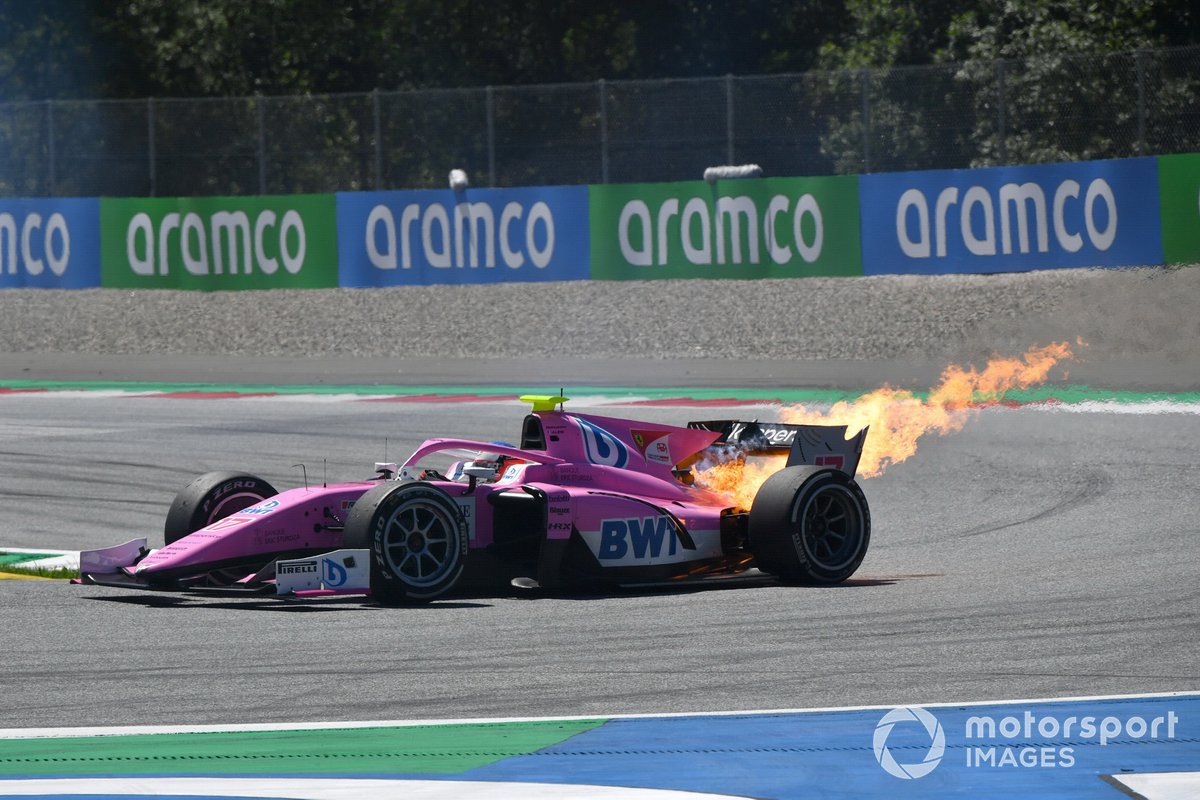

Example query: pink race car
[78,396,871,604]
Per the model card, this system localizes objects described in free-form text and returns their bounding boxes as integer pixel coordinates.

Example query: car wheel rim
[382,500,458,587]
[798,484,864,572]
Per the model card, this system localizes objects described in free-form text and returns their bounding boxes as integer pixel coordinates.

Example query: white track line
[1111,772,1200,800]
[1,690,1194,740]
[1038,400,1200,415]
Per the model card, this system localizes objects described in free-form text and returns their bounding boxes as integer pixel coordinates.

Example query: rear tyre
[343,482,468,605]
[163,471,278,545]
[749,466,870,585]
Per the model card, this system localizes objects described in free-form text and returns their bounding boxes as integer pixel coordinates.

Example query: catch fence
[2,44,1198,197]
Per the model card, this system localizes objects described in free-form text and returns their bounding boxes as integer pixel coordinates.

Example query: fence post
[147,97,157,196]
[1136,49,1147,154]
[725,73,735,164]
[256,94,266,194]
[860,69,871,173]
[599,78,609,184]
[372,88,383,189]
[45,100,56,196]
[996,59,1007,165]
[486,86,496,187]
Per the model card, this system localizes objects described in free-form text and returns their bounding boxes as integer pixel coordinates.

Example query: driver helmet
[467,451,533,483]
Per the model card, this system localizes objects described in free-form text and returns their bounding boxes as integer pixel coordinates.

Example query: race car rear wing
[688,420,869,477]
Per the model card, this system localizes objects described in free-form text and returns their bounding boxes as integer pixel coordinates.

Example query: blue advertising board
[0,198,101,288]
[337,186,590,286]
[859,157,1163,275]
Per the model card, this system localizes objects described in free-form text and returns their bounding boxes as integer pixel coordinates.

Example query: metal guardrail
[2,45,1198,197]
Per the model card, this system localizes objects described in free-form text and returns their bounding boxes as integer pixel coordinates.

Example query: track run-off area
[0,379,1197,798]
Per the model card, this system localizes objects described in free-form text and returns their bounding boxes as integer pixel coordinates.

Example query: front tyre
[749,466,871,585]
[343,482,468,605]
[163,471,278,545]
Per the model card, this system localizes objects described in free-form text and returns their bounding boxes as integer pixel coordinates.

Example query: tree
[99,0,393,97]
[809,0,1200,171]
[944,0,1193,164]
[0,0,110,101]
[812,1,968,172]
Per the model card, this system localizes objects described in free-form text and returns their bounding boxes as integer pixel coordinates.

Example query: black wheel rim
[381,500,458,588]
[797,484,864,572]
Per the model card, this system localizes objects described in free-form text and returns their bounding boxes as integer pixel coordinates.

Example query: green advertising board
[1159,153,1200,265]
[588,176,862,280]
[100,195,337,289]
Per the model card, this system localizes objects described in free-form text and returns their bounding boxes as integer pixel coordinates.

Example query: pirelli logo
[278,560,318,575]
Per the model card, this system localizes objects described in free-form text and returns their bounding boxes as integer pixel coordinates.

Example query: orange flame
[694,342,1077,508]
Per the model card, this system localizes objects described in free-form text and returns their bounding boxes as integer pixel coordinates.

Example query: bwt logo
[579,419,629,469]
[240,500,280,516]
[598,516,678,560]
[873,706,946,779]
[322,557,348,587]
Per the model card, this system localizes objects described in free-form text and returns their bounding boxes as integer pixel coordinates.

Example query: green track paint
[0,554,54,567]
[2,378,1198,407]
[0,719,607,777]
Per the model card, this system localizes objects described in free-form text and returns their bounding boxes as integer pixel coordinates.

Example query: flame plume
[694,342,1076,508]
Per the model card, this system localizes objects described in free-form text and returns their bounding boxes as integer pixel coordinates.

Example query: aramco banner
[9,151,1199,291]
[859,157,1164,275]
[100,195,338,289]
[336,186,590,286]
[1157,152,1200,264]
[0,197,100,288]
[588,176,862,280]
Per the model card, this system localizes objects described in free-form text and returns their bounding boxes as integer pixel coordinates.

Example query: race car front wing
[76,540,371,598]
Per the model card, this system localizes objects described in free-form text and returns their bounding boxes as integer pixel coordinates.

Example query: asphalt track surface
[0,374,1197,731]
